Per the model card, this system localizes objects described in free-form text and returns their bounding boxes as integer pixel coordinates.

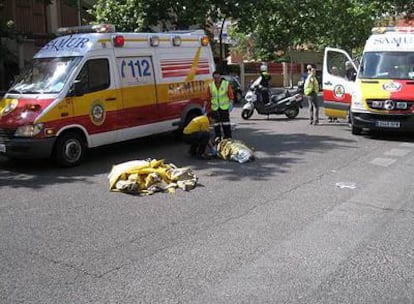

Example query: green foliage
[231,0,414,59]
[90,0,215,32]
[90,0,148,32]
[87,0,414,60]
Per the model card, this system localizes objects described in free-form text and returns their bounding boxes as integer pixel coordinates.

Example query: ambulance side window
[326,50,348,79]
[76,59,110,94]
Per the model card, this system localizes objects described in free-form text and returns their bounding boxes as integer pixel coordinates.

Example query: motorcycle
[241,80,303,120]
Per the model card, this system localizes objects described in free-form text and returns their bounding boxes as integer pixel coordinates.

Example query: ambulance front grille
[366,99,414,111]
[0,128,16,141]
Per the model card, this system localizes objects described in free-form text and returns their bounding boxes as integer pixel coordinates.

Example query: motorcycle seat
[273,90,290,102]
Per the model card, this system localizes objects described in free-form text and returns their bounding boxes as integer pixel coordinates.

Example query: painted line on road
[400,143,414,148]
[370,157,396,167]
[384,148,411,157]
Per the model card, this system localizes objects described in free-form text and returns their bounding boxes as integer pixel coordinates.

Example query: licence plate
[0,144,5,153]
[375,121,400,128]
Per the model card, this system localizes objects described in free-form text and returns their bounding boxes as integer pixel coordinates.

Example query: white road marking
[400,143,414,148]
[370,158,396,167]
[384,148,411,157]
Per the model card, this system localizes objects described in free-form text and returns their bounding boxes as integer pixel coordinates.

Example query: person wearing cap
[207,70,234,140]
[304,67,320,125]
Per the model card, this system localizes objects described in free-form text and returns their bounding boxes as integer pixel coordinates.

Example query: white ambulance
[0,24,215,166]
[323,27,414,135]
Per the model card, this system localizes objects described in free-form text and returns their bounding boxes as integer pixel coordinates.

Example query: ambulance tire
[174,112,198,141]
[351,124,362,135]
[184,112,199,127]
[54,131,86,167]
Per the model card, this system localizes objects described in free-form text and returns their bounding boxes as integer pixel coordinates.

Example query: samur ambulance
[0,24,215,166]
[323,26,414,135]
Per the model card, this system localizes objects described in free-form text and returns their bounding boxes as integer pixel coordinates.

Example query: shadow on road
[0,122,359,189]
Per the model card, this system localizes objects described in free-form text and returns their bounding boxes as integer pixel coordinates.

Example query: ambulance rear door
[323,47,358,120]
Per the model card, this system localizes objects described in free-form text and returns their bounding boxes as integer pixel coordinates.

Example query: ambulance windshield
[359,52,414,80]
[9,57,81,94]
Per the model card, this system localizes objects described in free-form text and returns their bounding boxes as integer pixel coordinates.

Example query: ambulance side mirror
[68,80,84,97]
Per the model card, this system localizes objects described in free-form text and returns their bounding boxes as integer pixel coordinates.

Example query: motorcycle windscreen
[323,47,357,119]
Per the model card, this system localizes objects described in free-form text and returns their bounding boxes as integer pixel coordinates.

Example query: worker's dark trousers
[308,93,319,124]
[212,109,232,139]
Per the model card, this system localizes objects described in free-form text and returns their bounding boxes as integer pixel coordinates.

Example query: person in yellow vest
[182,114,212,160]
[207,71,234,139]
[304,67,320,125]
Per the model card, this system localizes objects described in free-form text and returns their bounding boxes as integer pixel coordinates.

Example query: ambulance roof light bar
[372,26,414,34]
[56,24,115,36]
[166,29,206,35]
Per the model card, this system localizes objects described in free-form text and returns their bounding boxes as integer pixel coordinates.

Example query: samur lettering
[42,37,90,51]
[373,36,414,46]
[168,81,205,100]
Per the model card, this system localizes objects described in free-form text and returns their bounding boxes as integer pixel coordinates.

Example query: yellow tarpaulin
[108,159,198,195]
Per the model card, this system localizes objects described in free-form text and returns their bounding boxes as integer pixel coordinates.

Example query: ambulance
[323,27,414,135]
[0,24,215,166]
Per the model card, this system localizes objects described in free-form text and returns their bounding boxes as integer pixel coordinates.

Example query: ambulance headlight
[1,99,18,116]
[15,123,44,137]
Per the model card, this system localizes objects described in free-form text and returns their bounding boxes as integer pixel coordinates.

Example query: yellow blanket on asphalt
[108,159,198,195]
[216,139,255,163]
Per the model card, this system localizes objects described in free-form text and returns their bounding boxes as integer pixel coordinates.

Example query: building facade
[0,0,94,92]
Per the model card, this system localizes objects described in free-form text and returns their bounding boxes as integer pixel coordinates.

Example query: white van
[0,24,215,166]
[323,27,414,134]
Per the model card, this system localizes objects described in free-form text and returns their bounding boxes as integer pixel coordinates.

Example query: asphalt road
[1,105,414,303]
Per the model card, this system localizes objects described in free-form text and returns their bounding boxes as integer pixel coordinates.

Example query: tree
[90,0,213,32]
[90,0,149,32]
[230,0,414,59]
[88,0,414,62]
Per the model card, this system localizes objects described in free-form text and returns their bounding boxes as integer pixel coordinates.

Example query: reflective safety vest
[304,75,319,96]
[210,80,231,111]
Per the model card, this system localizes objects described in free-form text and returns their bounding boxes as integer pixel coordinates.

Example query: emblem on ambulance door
[333,84,345,100]
[90,101,105,126]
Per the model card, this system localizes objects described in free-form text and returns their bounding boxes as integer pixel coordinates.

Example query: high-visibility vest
[210,80,231,111]
[304,75,319,96]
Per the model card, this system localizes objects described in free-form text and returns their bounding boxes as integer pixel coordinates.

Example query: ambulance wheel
[241,109,254,120]
[285,107,299,119]
[184,112,198,127]
[351,124,362,135]
[54,131,86,167]
[175,111,199,140]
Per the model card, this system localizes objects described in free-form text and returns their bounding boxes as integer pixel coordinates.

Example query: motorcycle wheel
[241,109,254,120]
[285,107,299,119]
